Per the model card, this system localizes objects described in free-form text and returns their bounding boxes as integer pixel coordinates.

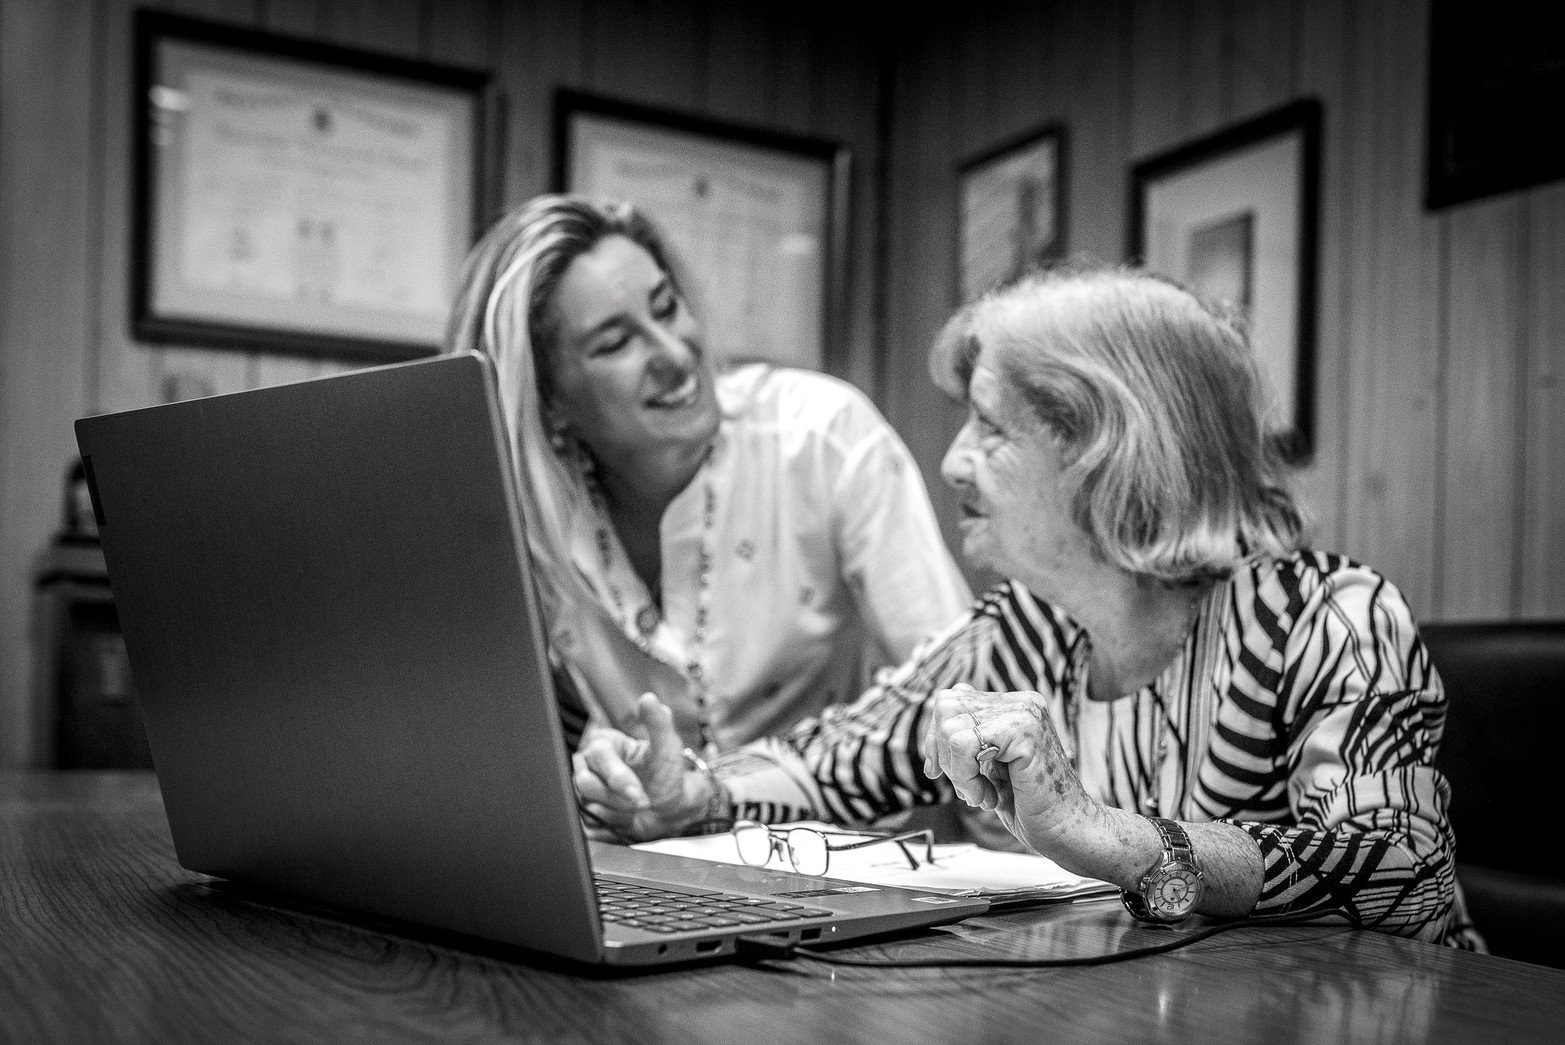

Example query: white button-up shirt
[563,364,971,751]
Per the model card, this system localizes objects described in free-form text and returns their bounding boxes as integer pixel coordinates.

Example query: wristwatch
[1122,817,1204,923]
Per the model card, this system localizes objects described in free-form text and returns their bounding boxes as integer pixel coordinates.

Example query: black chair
[1423,620,1565,968]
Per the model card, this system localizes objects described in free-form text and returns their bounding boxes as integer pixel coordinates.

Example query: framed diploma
[1129,99,1322,462]
[554,90,850,372]
[131,9,488,360]
[957,123,1067,304]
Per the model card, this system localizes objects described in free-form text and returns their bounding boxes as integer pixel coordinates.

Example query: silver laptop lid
[76,354,605,962]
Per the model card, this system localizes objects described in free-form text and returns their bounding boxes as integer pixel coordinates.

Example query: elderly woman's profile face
[940,342,1096,593]
[546,234,720,464]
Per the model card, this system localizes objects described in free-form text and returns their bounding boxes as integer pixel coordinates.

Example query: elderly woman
[446,195,969,757]
[575,267,1482,947]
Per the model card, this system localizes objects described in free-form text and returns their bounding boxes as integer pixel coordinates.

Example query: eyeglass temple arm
[827,831,934,870]
[890,830,936,868]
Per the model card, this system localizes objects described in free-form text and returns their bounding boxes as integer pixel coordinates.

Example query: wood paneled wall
[5,0,1560,767]
[882,0,1565,624]
[0,0,885,766]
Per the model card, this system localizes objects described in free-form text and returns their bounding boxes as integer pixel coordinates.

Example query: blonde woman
[446,194,969,760]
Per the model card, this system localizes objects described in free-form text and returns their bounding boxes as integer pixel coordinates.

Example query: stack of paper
[633,822,1119,909]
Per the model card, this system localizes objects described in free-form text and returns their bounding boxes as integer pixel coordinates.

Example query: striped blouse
[716,550,1483,948]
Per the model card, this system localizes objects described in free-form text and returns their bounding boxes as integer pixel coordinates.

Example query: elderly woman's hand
[923,683,1097,856]
[572,693,712,843]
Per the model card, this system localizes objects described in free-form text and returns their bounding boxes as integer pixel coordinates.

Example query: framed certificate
[1130,99,1322,462]
[131,10,489,361]
[957,123,1067,304]
[554,90,850,372]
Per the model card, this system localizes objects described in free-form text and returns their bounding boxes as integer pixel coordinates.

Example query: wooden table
[5,772,1563,1044]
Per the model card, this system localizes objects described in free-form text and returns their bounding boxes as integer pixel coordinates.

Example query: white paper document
[634,822,1118,907]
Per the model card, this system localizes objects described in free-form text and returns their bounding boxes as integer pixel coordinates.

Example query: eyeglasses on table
[730,819,936,877]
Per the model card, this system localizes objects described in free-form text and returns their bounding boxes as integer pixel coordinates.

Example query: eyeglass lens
[733,822,832,875]
[733,821,775,866]
[783,829,828,876]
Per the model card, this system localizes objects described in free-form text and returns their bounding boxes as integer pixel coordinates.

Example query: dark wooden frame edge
[1127,98,1322,464]
[129,7,492,362]
[953,121,1070,306]
[550,88,853,378]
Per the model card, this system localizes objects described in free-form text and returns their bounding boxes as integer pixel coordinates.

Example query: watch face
[1148,863,1202,917]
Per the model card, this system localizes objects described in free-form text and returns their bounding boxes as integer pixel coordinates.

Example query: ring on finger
[965,711,1001,763]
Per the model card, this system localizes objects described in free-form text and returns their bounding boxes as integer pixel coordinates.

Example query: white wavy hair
[930,265,1303,584]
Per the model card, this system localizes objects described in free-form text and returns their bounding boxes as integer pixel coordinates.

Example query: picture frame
[956,123,1067,304]
[1129,98,1322,462]
[554,89,851,373]
[131,9,489,361]
[1424,0,1565,210]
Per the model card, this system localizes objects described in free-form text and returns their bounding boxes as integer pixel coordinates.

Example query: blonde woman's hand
[572,693,710,842]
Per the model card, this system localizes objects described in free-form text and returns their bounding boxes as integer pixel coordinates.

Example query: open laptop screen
[77,355,605,960]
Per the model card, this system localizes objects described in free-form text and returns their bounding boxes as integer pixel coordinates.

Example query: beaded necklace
[589,446,719,761]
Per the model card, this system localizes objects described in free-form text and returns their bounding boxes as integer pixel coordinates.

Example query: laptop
[74,352,987,967]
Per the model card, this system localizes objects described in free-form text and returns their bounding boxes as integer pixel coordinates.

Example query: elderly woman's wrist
[1024,800,1135,884]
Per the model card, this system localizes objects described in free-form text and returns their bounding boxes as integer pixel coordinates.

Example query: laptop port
[800,928,822,941]
[695,939,723,954]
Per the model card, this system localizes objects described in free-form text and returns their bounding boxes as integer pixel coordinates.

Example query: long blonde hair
[445,195,688,638]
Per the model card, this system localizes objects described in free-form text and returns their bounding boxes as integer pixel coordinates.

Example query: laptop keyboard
[593,874,834,935]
